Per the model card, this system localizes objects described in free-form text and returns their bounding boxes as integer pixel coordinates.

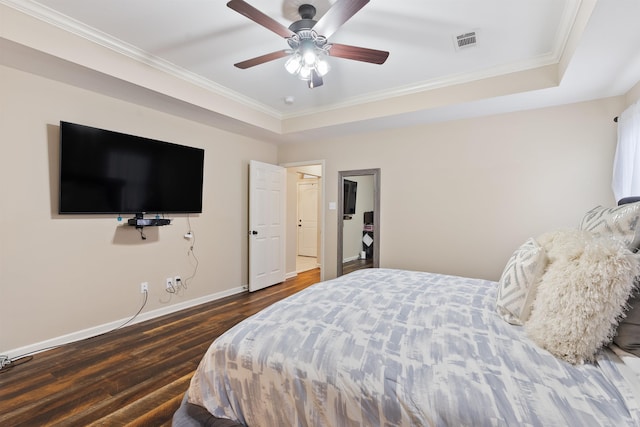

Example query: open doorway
[337,169,380,277]
[296,176,319,271]
[283,161,324,281]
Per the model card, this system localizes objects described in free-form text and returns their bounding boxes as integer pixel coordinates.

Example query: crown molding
[1,0,584,125]
[0,0,282,120]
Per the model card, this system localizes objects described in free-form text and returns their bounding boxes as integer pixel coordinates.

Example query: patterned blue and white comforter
[187,268,640,426]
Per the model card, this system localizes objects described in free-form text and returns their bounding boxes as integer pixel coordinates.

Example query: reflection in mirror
[337,169,380,277]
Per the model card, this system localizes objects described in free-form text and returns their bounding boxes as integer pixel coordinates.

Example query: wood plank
[0,269,320,425]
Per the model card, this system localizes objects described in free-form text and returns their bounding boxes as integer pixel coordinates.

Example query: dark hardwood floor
[342,258,373,275]
[0,268,321,426]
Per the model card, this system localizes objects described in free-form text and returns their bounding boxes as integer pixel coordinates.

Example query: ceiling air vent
[454,31,478,50]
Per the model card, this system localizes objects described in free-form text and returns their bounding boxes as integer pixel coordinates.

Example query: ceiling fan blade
[329,43,389,64]
[234,50,290,69]
[309,69,323,89]
[313,0,369,38]
[227,0,294,39]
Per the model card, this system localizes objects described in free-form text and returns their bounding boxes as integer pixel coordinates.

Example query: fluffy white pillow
[495,238,547,325]
[526,229,640,364]
[580,203,640,250]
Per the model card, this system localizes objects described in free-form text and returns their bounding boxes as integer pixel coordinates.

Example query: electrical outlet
[174,276,182,288]
[166,277,174,290]
[140,282,148,293]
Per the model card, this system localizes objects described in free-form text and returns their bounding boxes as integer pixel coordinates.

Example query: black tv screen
[59,121,204,215]
[344,179,357,215]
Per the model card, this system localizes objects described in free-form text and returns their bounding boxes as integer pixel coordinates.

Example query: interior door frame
[337,168,380,277]
[281,160,326,282]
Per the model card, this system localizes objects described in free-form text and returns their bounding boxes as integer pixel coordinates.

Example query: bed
[175,203,640,426]
[175,266,640,426]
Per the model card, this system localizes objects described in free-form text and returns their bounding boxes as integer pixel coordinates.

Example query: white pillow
[580,203,640,250]
[526,229,640,364]
[495,238,547,325]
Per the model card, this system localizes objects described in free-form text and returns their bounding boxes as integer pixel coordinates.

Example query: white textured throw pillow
[526,229,640,364]
[580,203,640,250]
[496,238,547,325]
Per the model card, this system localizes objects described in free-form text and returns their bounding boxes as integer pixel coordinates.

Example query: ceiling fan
[227,0,389,89]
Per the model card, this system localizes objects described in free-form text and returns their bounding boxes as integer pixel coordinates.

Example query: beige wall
[626,80,640,107]
[0,60,632,355]
[0,65,277,353]
[279,96,625,281]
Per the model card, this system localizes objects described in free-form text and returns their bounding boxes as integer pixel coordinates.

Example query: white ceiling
[2,0,640,143]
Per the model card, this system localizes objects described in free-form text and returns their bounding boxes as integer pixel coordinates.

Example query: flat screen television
[343,179,357,215]
[59,121,204,216]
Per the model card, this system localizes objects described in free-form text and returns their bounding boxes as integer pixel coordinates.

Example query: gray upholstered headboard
[618,196,640,206]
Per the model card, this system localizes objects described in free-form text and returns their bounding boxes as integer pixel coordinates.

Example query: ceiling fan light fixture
[290,55,329,81]
[228,0,388,89]
[303,49,316,66]
[309,69,323,89]
[285,54,302,74]
[284,29,331,84]
[316,58,330,76]
[299,65,312,79]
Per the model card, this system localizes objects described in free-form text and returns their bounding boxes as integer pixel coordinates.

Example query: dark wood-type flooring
[0,268,321,426]
[342,258,373,275]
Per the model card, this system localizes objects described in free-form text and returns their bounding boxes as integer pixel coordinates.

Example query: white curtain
[612,101,640,202]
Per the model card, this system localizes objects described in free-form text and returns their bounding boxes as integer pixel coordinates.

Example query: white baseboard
[343,255,360,263]
[4,285,246,360]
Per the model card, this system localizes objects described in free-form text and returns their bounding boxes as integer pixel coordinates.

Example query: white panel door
[297,181,318,257]
[249,160,286,292]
